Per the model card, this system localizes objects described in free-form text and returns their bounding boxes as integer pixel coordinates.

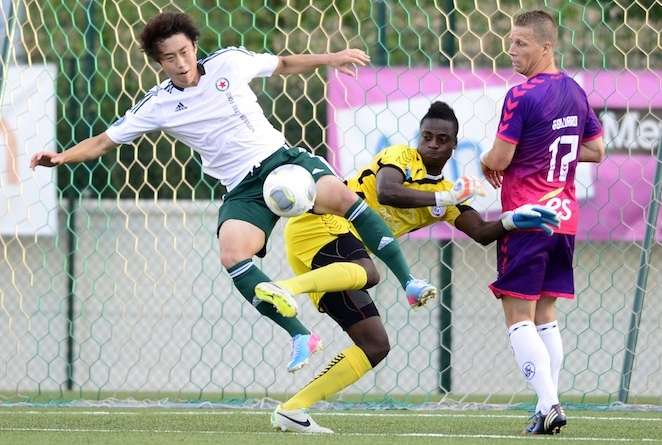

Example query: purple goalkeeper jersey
[496,72,602,234]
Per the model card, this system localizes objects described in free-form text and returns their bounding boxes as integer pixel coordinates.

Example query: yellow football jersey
[345,144,461,237]
[284,145,464,309]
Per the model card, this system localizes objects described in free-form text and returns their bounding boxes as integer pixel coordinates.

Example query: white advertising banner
[0,64,57,235]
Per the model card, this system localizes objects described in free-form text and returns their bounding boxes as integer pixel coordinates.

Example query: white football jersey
[105,47,285,190]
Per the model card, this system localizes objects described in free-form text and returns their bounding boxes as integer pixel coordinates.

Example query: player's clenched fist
[434,175,486,206]
[30,151,63,170]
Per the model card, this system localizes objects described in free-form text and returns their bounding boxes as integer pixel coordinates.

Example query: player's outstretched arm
[376,167,484,208]
[30,132,117,170]
[453,209,507,245]
[273,49,370,77]
[376,166,435,207]
[455,204,561,245]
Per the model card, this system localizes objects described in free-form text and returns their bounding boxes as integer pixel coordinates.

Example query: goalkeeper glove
[434,175,485,207]
[500,204,561,236]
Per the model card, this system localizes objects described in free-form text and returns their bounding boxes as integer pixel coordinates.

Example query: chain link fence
[0,0,660,407]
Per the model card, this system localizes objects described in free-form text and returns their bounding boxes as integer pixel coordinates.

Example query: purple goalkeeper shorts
[489,231,576,301]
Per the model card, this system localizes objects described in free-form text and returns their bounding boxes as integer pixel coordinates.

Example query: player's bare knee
[364,266,380,289]
[362,334,390,367]
[373,335,391,365]
[338,188,360,214]
[534,297,557,324]
[220,250,250,269]
[350,318,390,367]
[314,176,359,215]
[354,258,380,289]
[502,297,535,326]
[218,220,265,269]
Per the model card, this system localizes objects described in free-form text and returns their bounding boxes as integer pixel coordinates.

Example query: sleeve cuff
[496,133,518,145]
[583,130,603,142]
[104,129,121,145]
[376,162,405,176]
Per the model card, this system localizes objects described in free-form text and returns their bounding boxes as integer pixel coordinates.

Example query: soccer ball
[263,164,317,217]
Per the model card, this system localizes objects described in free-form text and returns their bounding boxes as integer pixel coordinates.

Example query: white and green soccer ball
[263,164,317,217]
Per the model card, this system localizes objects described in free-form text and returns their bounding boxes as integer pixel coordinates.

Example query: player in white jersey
[30,11,438,372]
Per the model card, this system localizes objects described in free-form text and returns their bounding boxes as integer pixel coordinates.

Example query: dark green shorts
[217,146,336,257]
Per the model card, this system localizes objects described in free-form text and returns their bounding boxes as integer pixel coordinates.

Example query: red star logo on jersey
[215,77,230,92]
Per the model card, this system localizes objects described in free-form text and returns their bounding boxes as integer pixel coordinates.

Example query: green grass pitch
[0,407,661,445]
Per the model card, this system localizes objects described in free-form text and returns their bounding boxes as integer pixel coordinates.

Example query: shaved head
[514,10,557,46]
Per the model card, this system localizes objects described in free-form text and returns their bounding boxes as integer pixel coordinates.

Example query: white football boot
[271,405,333,434]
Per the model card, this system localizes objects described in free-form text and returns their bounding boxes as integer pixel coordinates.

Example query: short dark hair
[139,12,200,61]
[514,10,557,46]
[420,101,459,137]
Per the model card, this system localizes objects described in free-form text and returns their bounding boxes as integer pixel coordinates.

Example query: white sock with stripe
[535,320,563,413]
[508,320,559,415]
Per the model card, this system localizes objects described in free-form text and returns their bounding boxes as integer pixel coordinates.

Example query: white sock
[537,320,563,392]
[508,321,559,415]
[535,320,563,414]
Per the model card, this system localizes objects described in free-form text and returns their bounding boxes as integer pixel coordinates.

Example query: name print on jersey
[552,115,578,130]
[226,91,255,132]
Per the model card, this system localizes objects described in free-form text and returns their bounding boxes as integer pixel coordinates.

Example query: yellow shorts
[284,212,360,308]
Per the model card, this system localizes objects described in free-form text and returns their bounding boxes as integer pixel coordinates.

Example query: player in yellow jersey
[270,101,560,433]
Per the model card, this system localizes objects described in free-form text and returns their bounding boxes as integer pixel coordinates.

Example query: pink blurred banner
[326,68,661,241]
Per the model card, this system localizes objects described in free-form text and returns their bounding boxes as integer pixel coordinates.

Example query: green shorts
[217,146,336,257]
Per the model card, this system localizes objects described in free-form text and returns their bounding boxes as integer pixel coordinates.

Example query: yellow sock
[282,344,372,411]
[277,262,367,295]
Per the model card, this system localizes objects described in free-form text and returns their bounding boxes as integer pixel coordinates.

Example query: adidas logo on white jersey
[377,236,394,250]
[175,102,187,112]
